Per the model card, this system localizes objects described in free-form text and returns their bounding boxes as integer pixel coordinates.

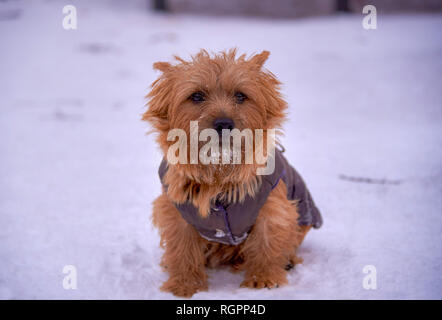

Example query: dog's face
[144,49,287,184]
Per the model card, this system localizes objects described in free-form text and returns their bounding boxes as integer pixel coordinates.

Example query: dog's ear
[142,65,172,129]
[249,51,270,70]
[153,61,172,73]
[143,88,170,131]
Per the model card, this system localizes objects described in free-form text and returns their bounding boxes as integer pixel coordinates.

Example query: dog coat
[158,149,323,246]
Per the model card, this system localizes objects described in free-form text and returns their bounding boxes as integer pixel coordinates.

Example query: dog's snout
[213,118,235,134]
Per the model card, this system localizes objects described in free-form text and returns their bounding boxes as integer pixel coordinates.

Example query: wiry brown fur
[144,49,311,297]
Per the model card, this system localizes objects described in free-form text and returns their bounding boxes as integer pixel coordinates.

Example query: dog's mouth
[164,121,273,170]
[204,144,240,164]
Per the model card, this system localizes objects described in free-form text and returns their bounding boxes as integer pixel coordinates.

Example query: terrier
[143,49,322,297]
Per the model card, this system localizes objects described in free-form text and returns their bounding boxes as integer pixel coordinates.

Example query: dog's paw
[240,274,287,289]
[285,254,303,270]
[161,277,208,298]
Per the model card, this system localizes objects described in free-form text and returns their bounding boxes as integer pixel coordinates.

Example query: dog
[143,49,322,297]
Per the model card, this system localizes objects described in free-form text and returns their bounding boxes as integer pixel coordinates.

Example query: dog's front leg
[240,182,299,289]
[152,193,208,297]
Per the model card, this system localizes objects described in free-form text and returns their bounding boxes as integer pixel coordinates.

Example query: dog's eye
[234,92,247,104]
[189,91,205,103]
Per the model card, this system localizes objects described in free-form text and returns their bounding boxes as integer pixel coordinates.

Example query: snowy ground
[1,0,441,299]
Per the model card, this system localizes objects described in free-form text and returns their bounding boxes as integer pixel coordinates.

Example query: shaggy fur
[143,49,311,297]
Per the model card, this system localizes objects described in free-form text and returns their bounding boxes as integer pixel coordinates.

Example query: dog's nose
[213,118,235,134]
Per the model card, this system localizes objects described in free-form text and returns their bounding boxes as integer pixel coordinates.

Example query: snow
[1,0,441,299]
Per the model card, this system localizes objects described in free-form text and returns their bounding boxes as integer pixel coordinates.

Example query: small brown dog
[143,49,322,297]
